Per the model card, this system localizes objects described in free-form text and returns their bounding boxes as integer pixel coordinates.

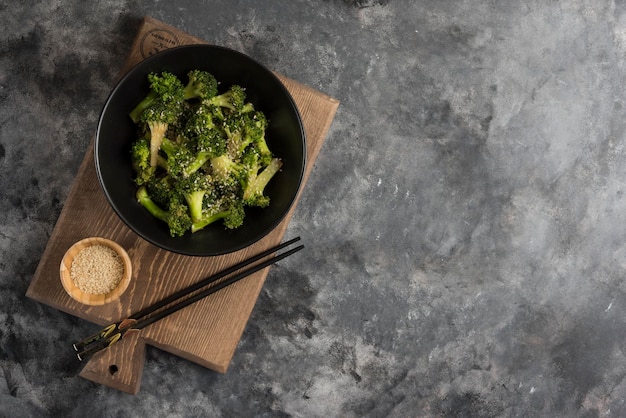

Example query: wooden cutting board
[26,16,339,394]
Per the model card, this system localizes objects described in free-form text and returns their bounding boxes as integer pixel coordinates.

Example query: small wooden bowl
[60,237,132,306]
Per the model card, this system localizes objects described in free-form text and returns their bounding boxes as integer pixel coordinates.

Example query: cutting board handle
[79,330,145,394]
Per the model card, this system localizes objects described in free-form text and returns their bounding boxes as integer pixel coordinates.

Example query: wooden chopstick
[73,237,303,360]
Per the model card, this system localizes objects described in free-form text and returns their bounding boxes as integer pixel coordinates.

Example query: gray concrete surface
[3,0,626,416]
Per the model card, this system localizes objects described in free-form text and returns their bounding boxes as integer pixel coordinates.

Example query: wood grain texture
[26,16,339,394]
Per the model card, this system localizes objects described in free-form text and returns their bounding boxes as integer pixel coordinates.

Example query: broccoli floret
[210,154,245,185]
[205,85,246,113]
[166,199,193,237]
[179,172,213,223]
[161,137,215,178]
[240,145,261,185]
[239,111,272,164]
[241,102,255,113]
[141,100,183,167]
[243,157,282,207]
[245,111,273,165]
[149,72,185,103]
[130,136,155,185]
[166,101,194,140]
[191,197,245,232]
[247,110,268,132]
[129,71,185,123]
[221,111,268,160]
[185,104,219,136]
[160,137,195,178]
[205,103,226,122]
[185,153,213,177]
[183,70,218,101]
[145,175,176,207]
[223,114,247,159]
[244,111,267,140]
[136,185,168,220]
[197,128,226,158]
[136,186,191,237]
[221,198,245,229]
[185,105,227,158]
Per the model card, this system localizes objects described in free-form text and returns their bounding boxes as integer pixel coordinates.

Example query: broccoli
[166,199,194,237]
[243,157,282,207]
[185,105,227,159]
[246,111,268,137]
[183,70,218,101]
[128,70,281,236]
[129,71,185,123]
[223,114,247,159]
[240,111,272,164]
[159,137,195,178]
[240,145,261,186]
[210,154,245,185]
[185,104,219,136]
[141,100,184,167]
[179,172,213,223]
[196,128,226,159]
[166,101,194,140]
[185,153,214,177]
[222,111,268,161]
[130,136,154,185]
[160,136,217,179]
[145,175,176,208]
[206,103,226,122]
[241,102,255,113]
[245,111,273,165]
[136,186,191,237]
[205,84,246,113]
[191,197,245,232]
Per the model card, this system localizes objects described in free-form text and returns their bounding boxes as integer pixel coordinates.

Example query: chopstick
[73,237,303,361]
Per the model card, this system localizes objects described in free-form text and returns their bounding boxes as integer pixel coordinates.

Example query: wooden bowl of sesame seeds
[59,237,132,306]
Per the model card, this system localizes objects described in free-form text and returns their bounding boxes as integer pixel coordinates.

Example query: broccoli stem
[183,152,212,177]
[184,190,205,223]
[243,158,282,201]
[191,211,229,233]
[129,91,158,124]
[148,121,168,167]
[256,138,272,163]
[136,186,168,222]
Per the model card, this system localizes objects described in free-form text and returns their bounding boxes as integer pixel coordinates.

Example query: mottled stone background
[3,0,626,416]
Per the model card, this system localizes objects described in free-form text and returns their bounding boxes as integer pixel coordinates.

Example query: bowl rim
[94,44,306,256]
[59,237,132,306]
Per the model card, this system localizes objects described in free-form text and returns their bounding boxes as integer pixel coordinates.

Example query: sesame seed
[70,245,124,295]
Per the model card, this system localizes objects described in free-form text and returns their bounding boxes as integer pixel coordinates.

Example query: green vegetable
[129,71,281,237]
[136,186,191,237]
[182,70,218,101]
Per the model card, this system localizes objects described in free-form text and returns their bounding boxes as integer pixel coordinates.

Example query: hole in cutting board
[109,365,119,375]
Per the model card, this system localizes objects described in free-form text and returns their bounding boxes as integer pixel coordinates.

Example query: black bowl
[95,45,306,256]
